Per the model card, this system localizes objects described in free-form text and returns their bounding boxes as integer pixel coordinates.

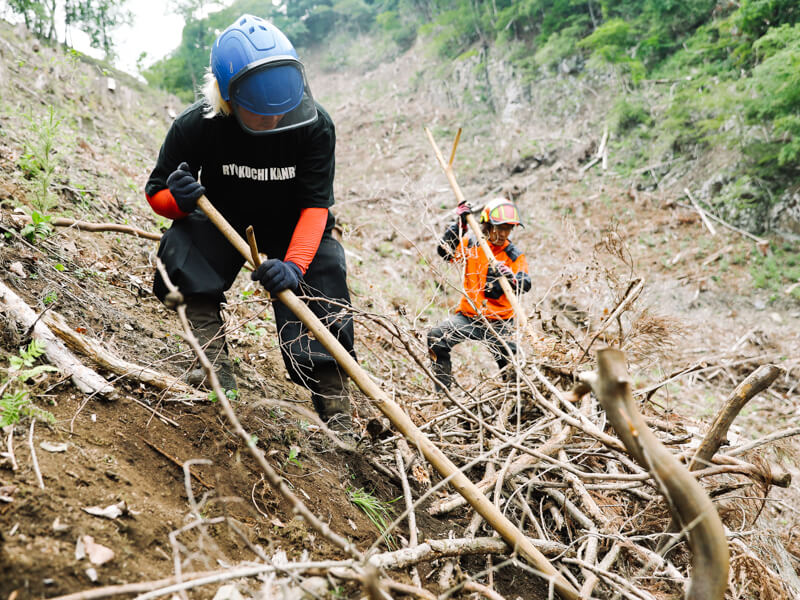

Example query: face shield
[228,57,318,135]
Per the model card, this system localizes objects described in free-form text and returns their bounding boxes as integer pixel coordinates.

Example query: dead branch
[15,214,162,241]
[368,536,569,570]
[462,580,507,600]
[28,418,44,489]
[395,448,421,586]
[690,364,783,471]
[139,437,214,489]
[428,421,572,516]
[0,279,115,398]
[684,188,717,236]
[582,348,729,600]
[4,425,18,470]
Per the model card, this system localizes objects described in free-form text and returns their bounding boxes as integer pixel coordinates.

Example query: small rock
[769,312,783,324]
[40,441,68,453]
[52,517,69,533]
[9,261,25,278]
[82,535,115,565]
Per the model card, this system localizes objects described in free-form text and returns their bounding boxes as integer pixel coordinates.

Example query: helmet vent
[249,26,255,33]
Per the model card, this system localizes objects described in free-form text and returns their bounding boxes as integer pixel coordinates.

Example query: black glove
[167,161,205,213]
[485,265,515,299]
[250,259,303,293]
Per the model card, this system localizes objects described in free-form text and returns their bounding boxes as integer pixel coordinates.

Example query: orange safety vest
[450,235,529,321]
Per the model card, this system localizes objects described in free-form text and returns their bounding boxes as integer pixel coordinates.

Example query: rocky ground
[0,21,798,600]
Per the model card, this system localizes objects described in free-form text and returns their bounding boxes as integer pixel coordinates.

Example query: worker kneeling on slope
[428,198,531,391]
[145,14,355,433]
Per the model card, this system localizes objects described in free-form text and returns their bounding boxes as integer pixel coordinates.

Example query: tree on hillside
[7,0,58,40]
[6,0,132,58]
[65,0,133,59]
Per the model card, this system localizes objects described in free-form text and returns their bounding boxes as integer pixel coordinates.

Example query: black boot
[184,297,237,391]
[431,358,453,393]
[309,368,352,433]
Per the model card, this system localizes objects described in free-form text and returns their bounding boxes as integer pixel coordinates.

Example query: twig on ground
[29,418,44,489]
[5,426,18,471]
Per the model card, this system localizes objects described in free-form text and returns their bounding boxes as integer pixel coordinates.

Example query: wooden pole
[195,195,580,600]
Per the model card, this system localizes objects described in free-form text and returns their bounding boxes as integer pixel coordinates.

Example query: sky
[110,0,186,76]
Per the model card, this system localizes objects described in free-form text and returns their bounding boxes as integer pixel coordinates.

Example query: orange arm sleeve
[145,188,189,220]
[284,207,328,273]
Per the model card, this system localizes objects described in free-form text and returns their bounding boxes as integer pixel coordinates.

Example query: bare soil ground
[0,24,798,600]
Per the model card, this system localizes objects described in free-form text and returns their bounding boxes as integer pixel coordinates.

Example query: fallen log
[40,309,196,395]
[0,279,115,399]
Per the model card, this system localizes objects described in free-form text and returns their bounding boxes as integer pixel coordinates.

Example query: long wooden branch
[689,364,783,471]
[0,279,115,398]
[15,214,162,241]
[582,348,729,600]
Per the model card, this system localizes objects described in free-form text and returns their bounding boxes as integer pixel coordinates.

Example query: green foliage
[376,10,417,51]
[207,388,240,402]
[65,0,133,60]
[749,243,800,296]
[1,340,57,428]
[347,487,398,549]
[609,97,652,133]
[736,0,799,41]
[744,24,800,167]
[20,211,53,243]
[284,445,303,468]
[18,106,65,213]
[533,25,583,72]
[579,18,645,81]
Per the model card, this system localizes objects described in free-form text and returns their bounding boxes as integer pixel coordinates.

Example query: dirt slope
[1,22,799,600]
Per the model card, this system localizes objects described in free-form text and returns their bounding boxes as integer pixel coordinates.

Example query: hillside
[1,18,799,600]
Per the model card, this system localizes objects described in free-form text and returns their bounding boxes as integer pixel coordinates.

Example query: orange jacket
[440,226,530,321]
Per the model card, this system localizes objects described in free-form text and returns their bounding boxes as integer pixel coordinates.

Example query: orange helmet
[479,198,522,227]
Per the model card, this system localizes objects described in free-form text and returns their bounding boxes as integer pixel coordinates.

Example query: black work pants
[153,211,355,388]
[428,312,517,370]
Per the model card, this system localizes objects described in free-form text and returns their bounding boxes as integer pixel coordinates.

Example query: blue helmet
[211,15,317,134]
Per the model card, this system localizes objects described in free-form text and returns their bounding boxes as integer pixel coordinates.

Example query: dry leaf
[411,464,430,486]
